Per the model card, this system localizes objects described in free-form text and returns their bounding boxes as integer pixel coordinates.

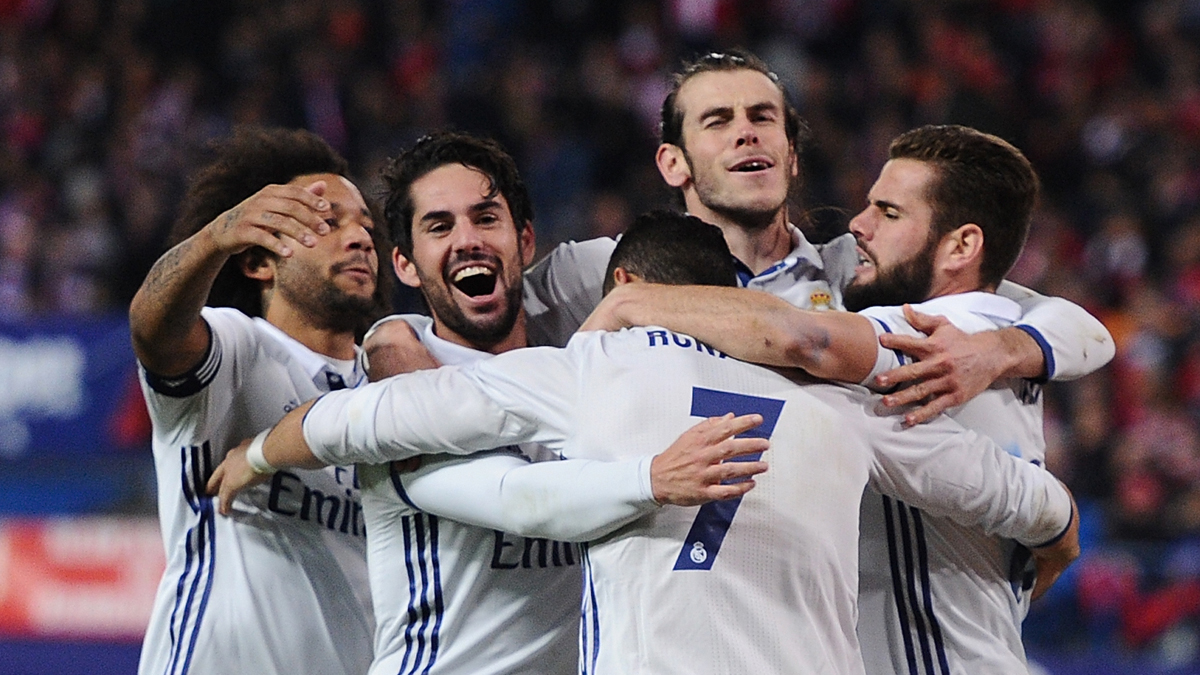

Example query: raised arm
[129,181,334,375]
[582,283,879,382]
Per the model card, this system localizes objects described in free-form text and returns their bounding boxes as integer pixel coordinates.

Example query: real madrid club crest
[809,290,833,311]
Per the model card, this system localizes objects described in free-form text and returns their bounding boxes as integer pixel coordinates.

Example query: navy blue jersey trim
[912,508,951,674]
[1031,500,1075,549]
[872,318,909,367]
[143,323,220,398]
[390,464,421,510]
[884,496,954,675]
[165,444,216,675]
[882,497,920,675]
[1014,324,1054,383]
[398,514,443,675]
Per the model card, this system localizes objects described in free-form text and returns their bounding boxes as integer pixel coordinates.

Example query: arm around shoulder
[997,280,1115,380]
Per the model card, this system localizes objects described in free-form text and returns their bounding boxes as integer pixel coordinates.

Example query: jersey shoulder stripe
[143,327,222,398]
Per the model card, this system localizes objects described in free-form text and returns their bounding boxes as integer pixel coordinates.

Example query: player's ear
[612,267,642,286]
[239,248,274,282]
[393,247,421,289]
[518,220,536,267]
[943,223,984,273]
[656,143,691,188]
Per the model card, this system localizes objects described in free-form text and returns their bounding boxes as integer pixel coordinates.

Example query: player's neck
[718,216,793,276]
[433,313,529,355]
[265,302,358,360]
[928,266,987,299]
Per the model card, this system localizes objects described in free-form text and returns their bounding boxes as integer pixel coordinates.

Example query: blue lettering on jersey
[267,471,366,538]
[647,330,726,358]
[490,531,578,569]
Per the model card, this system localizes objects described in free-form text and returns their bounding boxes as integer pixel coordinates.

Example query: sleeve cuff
[1014,324,1054,383]
[1031,500,1074,549]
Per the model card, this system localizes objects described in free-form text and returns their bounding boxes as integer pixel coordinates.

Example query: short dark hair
[660,49,806,155]
[888,125,1040,288]
[381,131,533,258]
[168,126,389,319]
[603,210,737,294]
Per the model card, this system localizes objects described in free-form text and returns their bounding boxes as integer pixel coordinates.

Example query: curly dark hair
[168,126,391,328]
[381,131,532,258]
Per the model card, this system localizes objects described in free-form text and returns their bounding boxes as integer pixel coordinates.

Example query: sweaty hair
[603,210,737,295]
[381,131,533,258]
[168,126,391,320]
[888,125,1040,288]
[659,49,806,155]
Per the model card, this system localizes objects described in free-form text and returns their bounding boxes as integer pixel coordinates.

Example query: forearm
[302,368,544,465]
[866,414,1072,545]
[129,229,226,373]
[260,399,329,469]
[993,326,1046,380]
[401,453,657,541]
[998,280,1115,380]
[601,284,877,380]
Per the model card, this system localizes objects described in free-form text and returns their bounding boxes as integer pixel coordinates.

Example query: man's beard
[685,150,786,231]
[419,255,524,349]
[276,260,377,331]
[843,237,937,312]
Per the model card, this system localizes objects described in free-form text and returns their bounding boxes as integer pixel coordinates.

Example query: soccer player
[518,49,1113,424]
[129,127,386,675]
[321,132,770,674]
[207,211,1079,675]
[582,124,1095,673]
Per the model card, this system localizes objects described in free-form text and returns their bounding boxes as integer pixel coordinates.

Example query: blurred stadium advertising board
[0,313,148,461]
[0,517,163,639]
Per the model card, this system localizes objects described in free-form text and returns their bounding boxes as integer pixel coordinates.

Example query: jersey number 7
[673,387,785,571]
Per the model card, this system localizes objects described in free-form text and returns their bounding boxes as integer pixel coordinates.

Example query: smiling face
[271,172,379,330]
[396,163,535,351]
[843,158,940,311]
[657,68,797,231]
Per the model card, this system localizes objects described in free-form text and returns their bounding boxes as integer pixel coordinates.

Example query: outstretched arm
[129,181,334,375]
[581,283,879,382]
[397,413,769,541]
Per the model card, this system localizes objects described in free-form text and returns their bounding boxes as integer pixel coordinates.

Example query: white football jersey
[521,231,1114,378]
[856,293,1050,675]
[361,315,656,675]
[137,307,373,675]
[303,327,1071,675]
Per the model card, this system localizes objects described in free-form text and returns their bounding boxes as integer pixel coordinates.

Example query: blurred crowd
[3,0,1200,666]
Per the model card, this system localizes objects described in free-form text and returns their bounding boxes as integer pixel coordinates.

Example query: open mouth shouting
[452,264,498,298]
[445,253,507,309]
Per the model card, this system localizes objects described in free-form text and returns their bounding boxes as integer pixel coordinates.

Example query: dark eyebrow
[417,199,504,226]
[746,101,780,117]
[467,199,504,216]
[871,198,903,213]
[696,105,734,121]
